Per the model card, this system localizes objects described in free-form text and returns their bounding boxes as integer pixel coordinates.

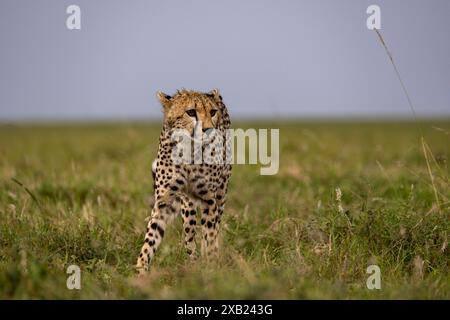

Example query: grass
[0,120,449,299]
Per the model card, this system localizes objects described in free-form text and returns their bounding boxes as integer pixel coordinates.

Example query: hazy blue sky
[0,0,449,120]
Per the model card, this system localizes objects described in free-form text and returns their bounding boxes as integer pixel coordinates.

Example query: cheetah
[136,89,232,273]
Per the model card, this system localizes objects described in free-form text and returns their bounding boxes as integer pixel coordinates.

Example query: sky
[0,0,449,120]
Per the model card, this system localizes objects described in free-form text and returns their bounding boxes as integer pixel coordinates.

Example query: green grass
[0,120,449,299]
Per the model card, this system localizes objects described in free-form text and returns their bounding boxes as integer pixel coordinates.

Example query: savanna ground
[0,120,449,299]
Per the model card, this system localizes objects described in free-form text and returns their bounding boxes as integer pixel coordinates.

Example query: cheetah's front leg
[180,195,198,260]
[200,196,220,259]
[136,196,180,274]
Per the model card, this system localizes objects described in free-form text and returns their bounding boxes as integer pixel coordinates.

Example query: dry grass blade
[421,137,441,212]
[11,177,43,212]
[374,29,444,213]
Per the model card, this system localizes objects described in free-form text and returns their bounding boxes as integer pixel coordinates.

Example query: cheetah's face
[157,89,223,140]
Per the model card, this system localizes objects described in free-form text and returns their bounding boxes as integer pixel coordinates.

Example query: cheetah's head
[156,89,224,138]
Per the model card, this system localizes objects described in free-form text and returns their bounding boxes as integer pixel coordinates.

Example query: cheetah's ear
[156,91,172,111]
[209,88,222,103]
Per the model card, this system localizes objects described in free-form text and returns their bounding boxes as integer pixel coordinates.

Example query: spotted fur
[136,89,232,273]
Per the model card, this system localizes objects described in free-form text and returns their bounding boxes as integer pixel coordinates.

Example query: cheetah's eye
[210,110,218,117]
[186,109,197,117]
